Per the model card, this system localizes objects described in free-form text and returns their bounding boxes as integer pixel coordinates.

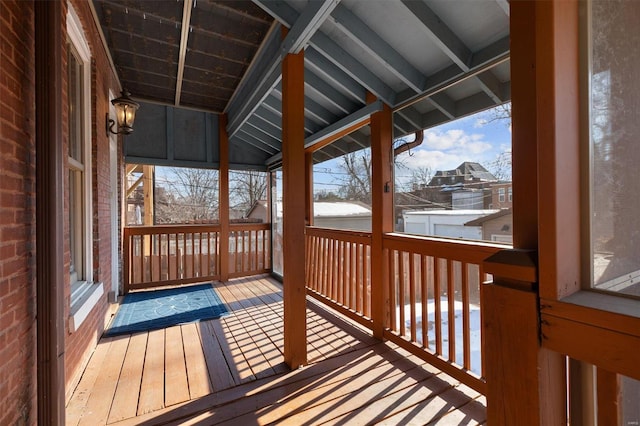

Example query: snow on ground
[396,298,482,375]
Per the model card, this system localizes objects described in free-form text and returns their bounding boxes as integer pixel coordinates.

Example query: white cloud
[474,118,488,128]
[395,128,495,174]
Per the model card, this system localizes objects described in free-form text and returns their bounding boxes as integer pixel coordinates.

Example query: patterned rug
[105,283,229,336]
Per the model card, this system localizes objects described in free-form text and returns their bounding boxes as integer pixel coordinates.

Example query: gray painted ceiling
[93,0,510,168]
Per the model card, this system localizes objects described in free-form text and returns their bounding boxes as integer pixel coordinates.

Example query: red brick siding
[63,0,121,400]
[0,1,37,425]
[2,0,122,418]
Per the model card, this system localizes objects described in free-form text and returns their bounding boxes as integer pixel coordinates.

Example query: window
[67,4,102,331]
[582,0,640,297]
[508,186,512,202]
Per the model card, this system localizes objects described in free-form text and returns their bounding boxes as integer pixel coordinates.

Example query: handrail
[305,226,372,325]
[383,232,504,263]
[124,224,221,235]
[305,227,502,394]
[123,223,270,292]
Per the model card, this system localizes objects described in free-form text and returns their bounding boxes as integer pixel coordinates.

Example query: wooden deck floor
[67,275,486,425]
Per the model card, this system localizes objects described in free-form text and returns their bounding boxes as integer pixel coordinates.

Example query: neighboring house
[312,201,372,231]
[489,182,513,209]
[248,200,372,231]
[428,162,498,187]
[402,209,499,240]
[464,209,513,243]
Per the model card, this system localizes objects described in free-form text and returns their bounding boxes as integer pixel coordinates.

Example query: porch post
[305,153,314,226]
[282,47,307,368]
[35,1,66,423]
[482,1,566,424]
[219,114,230,282]
[368,93,393,339]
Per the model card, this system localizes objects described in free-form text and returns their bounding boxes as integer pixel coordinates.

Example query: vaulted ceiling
[93,0,510,168]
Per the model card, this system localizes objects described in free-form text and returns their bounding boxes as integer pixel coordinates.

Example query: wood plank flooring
[66,275,486,425]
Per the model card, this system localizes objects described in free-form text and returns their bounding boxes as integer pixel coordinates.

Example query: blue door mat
[104,283,229,336]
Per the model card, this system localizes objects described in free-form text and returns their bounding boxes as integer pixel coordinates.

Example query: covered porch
[23,0,639,424]
[66,276,485,425]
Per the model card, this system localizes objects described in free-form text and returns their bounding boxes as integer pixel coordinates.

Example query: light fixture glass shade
[111,90,139,134]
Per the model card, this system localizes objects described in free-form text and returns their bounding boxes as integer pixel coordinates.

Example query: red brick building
[1,1,120,422]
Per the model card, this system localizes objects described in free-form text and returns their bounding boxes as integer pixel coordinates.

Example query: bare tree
[409,166,433,190]
[165,167,219,222]
[487,150,512,181]
[338,149,372,204]
[229,170,268,214]
[488,102,511,123]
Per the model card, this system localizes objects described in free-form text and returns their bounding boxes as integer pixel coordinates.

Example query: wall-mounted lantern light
[106,89,140,136]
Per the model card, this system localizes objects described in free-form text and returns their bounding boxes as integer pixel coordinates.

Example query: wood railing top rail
[383,232,504,263]
[124,222,271,236]
[305,226,372,244]
[124,224,222,235]
[230,223,270,231]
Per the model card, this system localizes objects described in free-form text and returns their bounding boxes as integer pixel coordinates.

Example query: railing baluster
[479,264,486,377]
[421,255,428,349]
[409,253,416,343]
[356,243,361,314]
[462,262,471,371]
[340,240,346,305]
[389,249,397,332]
[398,251,405,337]
[364,245,370,318]
[140,235,145,283]
[448,260,456,364]
[434,257,442,356]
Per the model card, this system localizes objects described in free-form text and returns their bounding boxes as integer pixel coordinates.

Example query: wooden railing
[382,233,503,393]
[124,223,271,292]
[229,223,271,278]
[304,227,503,394]
[305,227,372,328]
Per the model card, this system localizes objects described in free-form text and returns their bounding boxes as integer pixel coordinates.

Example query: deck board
[164,326,190,406]
[66,337,114,426]
[107,333,147,423]
[181,323,212,399]
[67,275,485,425]
[196,320,235,392]
[136,329,165,415]
[77,335,130,426]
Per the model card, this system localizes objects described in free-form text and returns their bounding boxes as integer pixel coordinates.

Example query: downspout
[393,129,424,157]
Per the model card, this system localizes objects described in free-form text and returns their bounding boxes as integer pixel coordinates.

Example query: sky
[311,104,512,194]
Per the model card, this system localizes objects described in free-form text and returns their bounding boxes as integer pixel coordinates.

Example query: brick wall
[1,0,122,420]
[0,1,37,425]
[63,0,121,399]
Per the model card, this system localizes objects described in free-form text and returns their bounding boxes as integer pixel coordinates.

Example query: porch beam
[476,69,507,104]
[219,114,230,282]
[228,1,339,138]
[369,93,394,338]
[329,5,426,93]
[304,101,380,150]
[400,0,472,71]
[255,0,396,105]
[281,45,307,369]
[175,0,193,106]
[266,101,380,165]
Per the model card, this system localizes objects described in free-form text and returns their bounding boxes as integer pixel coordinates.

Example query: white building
[248,200,372,231]
[402,209,500,240]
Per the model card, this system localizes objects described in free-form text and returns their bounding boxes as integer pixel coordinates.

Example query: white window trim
[68,3,100,332]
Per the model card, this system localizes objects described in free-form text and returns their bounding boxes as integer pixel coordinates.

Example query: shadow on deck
[67,276,486,425]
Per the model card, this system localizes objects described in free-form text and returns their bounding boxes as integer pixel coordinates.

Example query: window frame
[67,3,102,332]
